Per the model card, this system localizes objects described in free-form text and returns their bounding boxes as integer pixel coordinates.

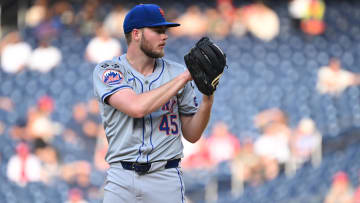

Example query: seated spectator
[206,0,234,39]
[288,0,310,30]
[28,39,62,73]
[241,3,279,41]
[34,138,61,185]
[61,161,97,200]
[231,138,263,196]
[85,24,122,64]
[103,4,128,38]
[74,0,100,36]
[170,5,208,38]
[10,118,28,141]
[65,188,88,203]
[254,108,287,130]
[206,122,241,166]
[7,142,42,186]
[50,1,75,29]
[300,0,326,35]
[0,31,32,74]
[317,58,360,96]
[230,7,248,38]
[87,98,100,116]
[254,109,291,180]
[205,8,232,40]
[324,171,354,203]
[288,118,322,175]
[26,95,59,141]
[181,137,213,171]
[25,0,47,28]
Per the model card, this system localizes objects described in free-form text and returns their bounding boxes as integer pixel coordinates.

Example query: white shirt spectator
[28,44,62,73]
[254,124,291,164]
[243,3,280,41]
[317,59,356,95]
[7,143,42,186]
[1,42,32,73]
[85,37,121,64]
[317,66,354,95]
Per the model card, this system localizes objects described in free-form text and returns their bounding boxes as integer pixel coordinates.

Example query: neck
[126,46,156,76]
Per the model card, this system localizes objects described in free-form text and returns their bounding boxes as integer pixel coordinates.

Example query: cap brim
[148,22,180,28]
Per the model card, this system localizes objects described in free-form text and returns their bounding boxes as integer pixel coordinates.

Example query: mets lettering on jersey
[102,69,123,86]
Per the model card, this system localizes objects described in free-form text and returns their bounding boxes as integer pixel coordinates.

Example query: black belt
[120,159,180,175]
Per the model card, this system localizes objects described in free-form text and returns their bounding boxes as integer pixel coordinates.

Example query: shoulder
[93,59,124,76]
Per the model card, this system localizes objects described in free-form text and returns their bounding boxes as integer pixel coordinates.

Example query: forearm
[109,71,191,118]
[182,95,214,143]
[137,73,190,115]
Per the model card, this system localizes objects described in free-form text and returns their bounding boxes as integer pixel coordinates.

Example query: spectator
[87,98,100,116]
[205,8,231,40]
[26,95,58,141]
[230,7,248,38]
[61,161,96,200]
[254,108,291,180]
[181,137,213,171]
[0,31,32,74]
[10,118,28,141]
[300,0,326,35]
[206,122,241,166]
[74,0,101,36]
[170,5,208,38]
[34,138,61,185]
[288,118,322,175]
[103,4,128,38]
[25,0,48,28]
[231,138,263,195]
[241,3,280,41]
[324,171,354,203]
[254,108,287,130]
[7,142,42,186]
[317,58,360,96]
[50,1,75,29]
[85,24,122,64]
[65,188,88,203]
[288,0,310,30]
[28,39,62,73]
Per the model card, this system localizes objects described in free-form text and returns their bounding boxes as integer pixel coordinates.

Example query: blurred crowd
[2,95,107,202]
[1,0,360,202]
[0,0,328,74]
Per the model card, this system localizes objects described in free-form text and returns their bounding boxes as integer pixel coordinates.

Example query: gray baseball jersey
[93,54,199,164]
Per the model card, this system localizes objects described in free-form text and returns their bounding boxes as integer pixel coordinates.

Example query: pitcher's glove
[184,37,227,96]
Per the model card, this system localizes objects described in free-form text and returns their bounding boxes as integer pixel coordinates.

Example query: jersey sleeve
[93,60,133,104]
[177,81,199,115]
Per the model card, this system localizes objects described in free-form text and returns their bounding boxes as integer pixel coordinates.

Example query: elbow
[184,135,201,144]
[127,104,147,118]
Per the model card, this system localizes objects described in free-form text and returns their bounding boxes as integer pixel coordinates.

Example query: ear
[132,29,142,42]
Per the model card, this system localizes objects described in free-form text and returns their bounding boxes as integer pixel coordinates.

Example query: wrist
[202,94,214,105]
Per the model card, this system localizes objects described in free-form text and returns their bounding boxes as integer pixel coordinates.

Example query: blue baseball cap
[123,4,180,34]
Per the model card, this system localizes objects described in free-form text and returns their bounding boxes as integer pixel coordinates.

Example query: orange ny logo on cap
[158,8,165,17]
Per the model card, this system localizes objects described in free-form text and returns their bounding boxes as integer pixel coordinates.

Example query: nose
[161,33,168,41]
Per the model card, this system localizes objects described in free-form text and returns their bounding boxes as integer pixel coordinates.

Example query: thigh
[103,165,136,203]
[140,167,186,203]
[103,187,129,203]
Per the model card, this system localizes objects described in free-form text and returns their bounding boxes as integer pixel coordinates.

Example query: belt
[120,159,180,175]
